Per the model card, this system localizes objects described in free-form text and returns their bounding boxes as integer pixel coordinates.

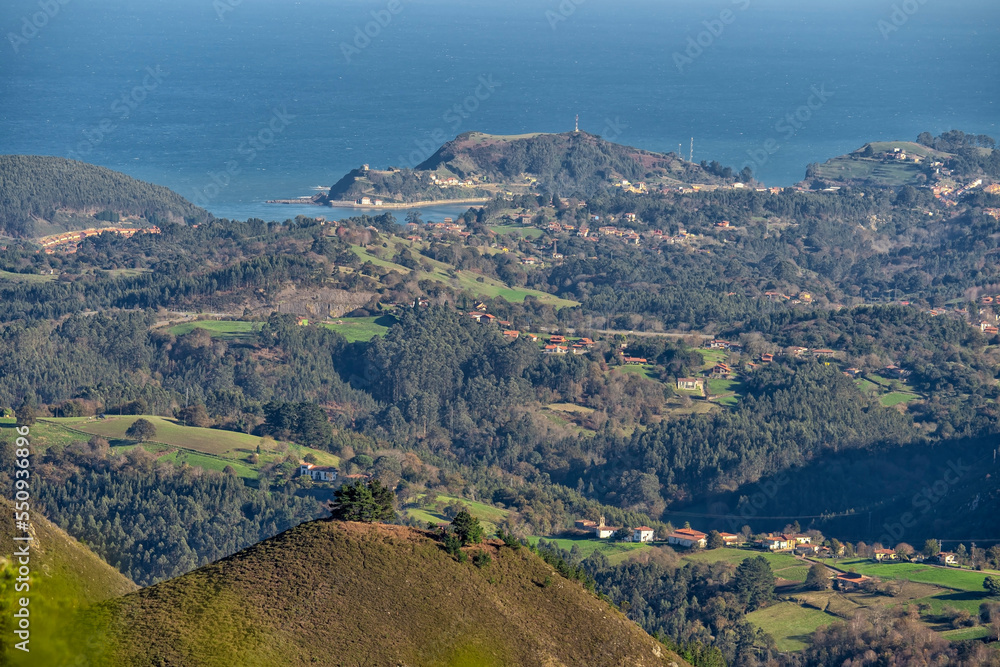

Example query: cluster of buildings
[575,517,654,543]
[429,174,476,188]
[39,225,161,254]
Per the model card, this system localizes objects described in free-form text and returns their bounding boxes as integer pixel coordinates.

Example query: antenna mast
[689,137,694,163]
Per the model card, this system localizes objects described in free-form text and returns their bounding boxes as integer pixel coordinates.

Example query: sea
[1,0,997,222]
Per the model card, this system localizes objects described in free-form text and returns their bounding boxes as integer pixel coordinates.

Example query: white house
[299,463,338,482]
[633,526,655,543]
[592,516,620,539]
[667,528,707,549]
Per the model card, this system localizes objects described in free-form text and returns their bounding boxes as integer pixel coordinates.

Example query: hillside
[419,131,726,193]
[0,155,210,238]
[0,499,137,605]
[0,499,137,666]
[325,131,728,202]
[92,520,689,667]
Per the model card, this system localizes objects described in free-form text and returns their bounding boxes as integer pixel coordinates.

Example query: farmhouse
[719,532,742,546]
[758,535,793,551]
[632,526,655,543]
[710,363,732,378]
[667,528,707,549]
[873,548,898,562]
[299,463,338,482]
[623,357,648,365]
[835,572,872,591]
[593,516,620,539]
[935,552,957,565]
[575,519,597,530]
[676,377,705,392]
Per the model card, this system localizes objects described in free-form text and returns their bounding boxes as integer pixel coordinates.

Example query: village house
[710,363,732,378]
[502,330,520,340]
[758,535,793,551]
[835,572,872,591]
[873,548,898,562]
[667,528,707,549]
[760,353,774,364]
[544,344,569,355]
[633,526,655,543]
[593,516,620,539]
[623,356,648,365]
[549,335,567,343]
[720,532,742,546]
[676,377,705,392]
[788,346,809,357]
[299,463,338,482]
[935,552,957,565]
[795,544,822,556]
[575,519,597,530]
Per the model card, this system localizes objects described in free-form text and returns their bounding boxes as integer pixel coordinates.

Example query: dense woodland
[0,155,209,237]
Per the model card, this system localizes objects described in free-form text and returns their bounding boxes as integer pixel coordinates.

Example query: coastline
[265,197,491,210]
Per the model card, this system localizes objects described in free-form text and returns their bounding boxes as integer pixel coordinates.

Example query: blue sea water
[0,0,997,221]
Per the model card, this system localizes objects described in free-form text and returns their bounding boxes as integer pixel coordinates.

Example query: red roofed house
[623,357,648,365]
[633,526,655,543]
[593,516,620,539]
[873,548,898,562]
[761,353,774,363]
[719,532,742,545]
[503,330,520,339]
[667,528,707,549]
[835,572,871,590]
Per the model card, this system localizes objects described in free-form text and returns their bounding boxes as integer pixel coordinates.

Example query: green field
[746,602,839,652]
[321,315,395,342]
[813,156,925,187]
[350,239,577,308]
[683,548,811,582]
[526,535,653,565]
[613,364,661,381]
[880,392,920,407]
[0,270,56,283]
[168,320,261,339]
[698,349,729,368]
[41,416,338,481]
[832,559,990,592]
[405,494,510,535]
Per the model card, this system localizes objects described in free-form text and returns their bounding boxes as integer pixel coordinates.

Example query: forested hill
[89,520,690,667]
[0,155,209,237]
[416,131,732,194]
